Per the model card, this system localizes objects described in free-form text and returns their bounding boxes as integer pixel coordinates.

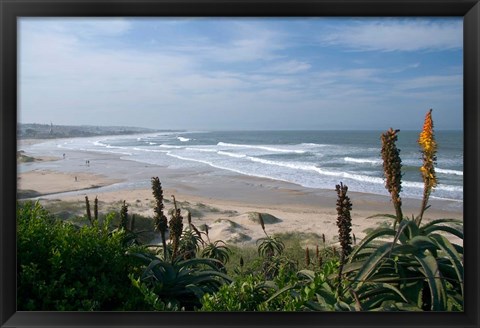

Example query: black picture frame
[1,0,479,327]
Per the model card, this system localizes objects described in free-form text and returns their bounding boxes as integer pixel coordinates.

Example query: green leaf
[430,234,464,298]
[408,236,438,253]
[153,261,178,284]
[390,244,418,255]
[191,270,232,284]
[452,243,464,254]
[334,301,355,311]
[390,219,414,250]
[349,228,395,261]
[361,293,402,310]
[315,283,337,306]
[414,252,447,311]
[297,269,315,280]
[357,283,409,303]
[186,284,206,299]
[256,281,278,291]
[399,278,424,307]
[305,300,327,311]
[130,251,158,263]
[341,261,365,274]
[366,214,399,220]
[352,242,393,287]
[265,285,296,304]
[404,219,420,240]
[422,225,463,240]
[421,218,462,230]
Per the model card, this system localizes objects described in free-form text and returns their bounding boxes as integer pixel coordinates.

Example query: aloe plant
[343,215,463,311]
[130,251,232,310]
[341,113,463,311]
[257,235,285,259]
[179,229,203,260]
[201,240,231,271]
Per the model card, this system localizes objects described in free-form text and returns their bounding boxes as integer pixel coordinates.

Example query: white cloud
[260,60,311,74]
[166,29,284,63]
[395,74,463,91]
[322,19,462,52]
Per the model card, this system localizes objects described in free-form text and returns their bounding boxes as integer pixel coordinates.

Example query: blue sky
[19,17,463,130]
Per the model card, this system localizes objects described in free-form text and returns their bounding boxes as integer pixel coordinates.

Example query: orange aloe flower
[417,109,437,224]
[418,109,437,190]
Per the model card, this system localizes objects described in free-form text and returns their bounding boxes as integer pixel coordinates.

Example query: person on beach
[75,176,77,182]
[63,153,65,159]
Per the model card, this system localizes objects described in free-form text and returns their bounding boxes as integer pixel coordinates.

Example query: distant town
[17,123,168,139]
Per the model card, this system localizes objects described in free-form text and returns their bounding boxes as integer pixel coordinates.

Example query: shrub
[17,201,150,311]
[201,259,340,311]
[200,274,273,311]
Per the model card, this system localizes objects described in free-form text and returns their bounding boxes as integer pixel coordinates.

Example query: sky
[18,17,463,131]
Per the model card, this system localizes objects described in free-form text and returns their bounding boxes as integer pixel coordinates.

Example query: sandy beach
[17,138,463,247]
[18,170,121,197]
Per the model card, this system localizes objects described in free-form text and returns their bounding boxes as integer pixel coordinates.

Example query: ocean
[50,130,463,201]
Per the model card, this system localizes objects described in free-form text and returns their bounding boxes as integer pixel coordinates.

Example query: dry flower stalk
[335,182,353,260]
[381,128,403,223]
[305,247,311,266]
[151,177,168,259]
[170,195,184,260]
[85,196,92,226]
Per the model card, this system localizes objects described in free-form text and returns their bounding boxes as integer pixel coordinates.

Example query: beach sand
[18,170,121,196]
[17,141,463,247]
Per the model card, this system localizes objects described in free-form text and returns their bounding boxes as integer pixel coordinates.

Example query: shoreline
[17,140,463,246]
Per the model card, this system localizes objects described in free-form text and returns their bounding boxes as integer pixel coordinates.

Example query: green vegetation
[17,202,150,311]
[17,110,463,311]
[17,150,36,163]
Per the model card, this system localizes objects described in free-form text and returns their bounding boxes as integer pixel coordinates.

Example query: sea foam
[344,157,381,165]
[217,142,305,154]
